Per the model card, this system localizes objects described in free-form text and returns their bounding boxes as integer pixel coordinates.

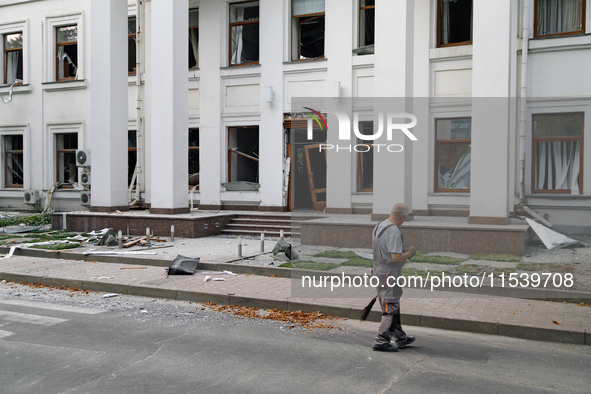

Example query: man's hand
[407,246,417,259]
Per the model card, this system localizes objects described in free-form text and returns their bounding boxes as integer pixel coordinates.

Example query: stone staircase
[220,214,316,238]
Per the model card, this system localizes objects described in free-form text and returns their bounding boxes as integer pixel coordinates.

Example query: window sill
[284,57,327,65]
[42,79,87,92]
[429,192,470,196]
[353,45,374,56]
[527,193,590,200]
[429,45,473,62]
[0,83,32,95]
[528,33,591,54]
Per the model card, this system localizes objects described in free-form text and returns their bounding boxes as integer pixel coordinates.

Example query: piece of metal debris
[212,278,226,282]
[103,293,119,298]
[204,275,212,282]
[525,218,583,250]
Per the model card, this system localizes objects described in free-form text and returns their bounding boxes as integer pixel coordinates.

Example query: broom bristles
[359,297,377,321]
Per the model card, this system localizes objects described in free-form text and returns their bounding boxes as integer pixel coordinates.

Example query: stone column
[89,0,129,211]
[469,0,514,225]
[372,0,414,220]
[149,0,189,214]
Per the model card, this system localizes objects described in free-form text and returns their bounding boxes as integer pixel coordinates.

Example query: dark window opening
[438,0,473,47]
[128,17,137,74]
[535,0,585,37]
[4,135,23,188]
[229,1,259,66]
[3,32,23,85]
[292,0,325,60]
[128,130,137,187]
[359,0,375,47]
[56,25,78,81]
[228,126,259,183]
[435,118,471,192]
[56,133,78,186]
[532,112,583,194]
[357,121,374,192]
[189,9,199,69]
[189,128,199,188]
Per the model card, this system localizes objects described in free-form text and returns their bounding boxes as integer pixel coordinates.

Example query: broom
[359,297,376,321]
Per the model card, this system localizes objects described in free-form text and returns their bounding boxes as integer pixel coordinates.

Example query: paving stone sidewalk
[0,254,589,346]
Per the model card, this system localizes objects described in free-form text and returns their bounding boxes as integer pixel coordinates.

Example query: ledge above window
[0,83,32,95]
[42,79,86,92]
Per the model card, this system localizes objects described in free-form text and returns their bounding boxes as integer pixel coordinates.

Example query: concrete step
[220,229,301,237]
[226,224,300,231]
[231,218,294,226]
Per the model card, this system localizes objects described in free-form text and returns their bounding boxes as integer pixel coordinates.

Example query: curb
[0,270,587,347]
[3,246,591,304]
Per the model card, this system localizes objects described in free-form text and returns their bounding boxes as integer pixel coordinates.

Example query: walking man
[372,203,416,352]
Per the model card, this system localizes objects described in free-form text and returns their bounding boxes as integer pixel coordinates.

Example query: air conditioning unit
[76,150,91,167]
[80,191,91,207]
[24,190,40,206]
[80,171,91,187]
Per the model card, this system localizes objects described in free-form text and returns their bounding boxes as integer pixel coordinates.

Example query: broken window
[435,118,471,192]
[3,32,23,85]
[189,128,199,188]
[228,126,259,183]
[4,135,23,188]
[128,17,137,74]
[438,0,472,47]
[56,25,78,81]
[292,0,325,60]
[535,0,585,37]
[532,112,583,194]
[359,0,375,48]
[229,1,259,66]
[56,133,78,186]
[189,9,199,69]
[357,121,374,192]
[128,130,137,187]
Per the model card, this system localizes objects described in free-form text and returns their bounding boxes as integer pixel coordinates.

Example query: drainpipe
[134,0,145,204]
[518,0,553,228]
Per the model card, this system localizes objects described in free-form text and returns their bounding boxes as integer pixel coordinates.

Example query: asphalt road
[0,282,590,394]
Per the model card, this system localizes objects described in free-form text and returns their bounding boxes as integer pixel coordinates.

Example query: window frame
[189,8,199,69]
[227,125,259,183]
[358,0,375,48]
[128,17,137,75]
[356,121,374,192]
[291,0,325,61]
[434,116,472,193]
[228,1,259,67]
[531,112,584,194]
[55,132,78,188]
[3,134,24,189]
[55,24,78,82]
[3,32,23,85]
[436,0,473,48]
[188,128,200,189]
[534,0,586,38]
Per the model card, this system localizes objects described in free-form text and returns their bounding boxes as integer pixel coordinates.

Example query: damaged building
[0,0,590,232]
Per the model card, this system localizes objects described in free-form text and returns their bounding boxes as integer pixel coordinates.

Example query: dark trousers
[373,297,407,348]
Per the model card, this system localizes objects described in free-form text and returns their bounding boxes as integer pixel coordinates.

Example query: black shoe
[372,344,398,352]
[396,336,415,349]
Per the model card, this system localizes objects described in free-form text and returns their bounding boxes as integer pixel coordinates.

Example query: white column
[198,0,222,209]
[325,0,354,214]
[259,0,285,209]
[411,0,430,216]
[469,0,514,224]
[149,0,189,214]
[372,0,414,219]
[90,0,129,211]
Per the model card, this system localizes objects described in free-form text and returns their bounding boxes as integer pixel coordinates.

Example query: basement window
[357,121,373,192]
[292,0,325,60]
[189,128,199,188]
[56,25,78,81]
[189,9,199,69]
[532,112,583,194]
[229,1,259,66]
[4,135,23,188]
[438,0,473,47]
[3,32,23,85]
[227,126,259,183]
[359,0,375,48]
[128,17,137,74]
[128,130,137,187]
[535,0,585,37]
[435,118,471,192]
[56,133,78,186]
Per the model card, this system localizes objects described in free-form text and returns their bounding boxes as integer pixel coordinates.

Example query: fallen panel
[525,218,583,250]
[168,255,200,275]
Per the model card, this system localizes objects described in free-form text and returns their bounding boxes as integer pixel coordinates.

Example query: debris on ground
[526,218,584,250]
[212,278,226,282]
[272,240,298,260]
[103,293,119,298]
[204,275,212,282]
[202,302,340,330]
[167,255,200,275]
[97,229,118,246]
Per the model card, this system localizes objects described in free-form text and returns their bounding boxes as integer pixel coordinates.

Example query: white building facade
[0,0,590,230]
